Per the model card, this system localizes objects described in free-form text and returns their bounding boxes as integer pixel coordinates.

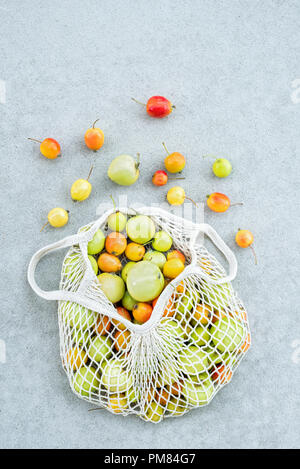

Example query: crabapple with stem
[235,229,257,265]
[163,142,186,173]
[167,186,197,206]
[131,96,174,118]
[28,137,61,159]
[152,170,185,186]
[207,193,243,213]
[84,119,104,151]
[71,166,94,202]
[40,207,69,231]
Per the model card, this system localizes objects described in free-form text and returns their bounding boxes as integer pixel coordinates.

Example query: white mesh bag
[28,206,251,423]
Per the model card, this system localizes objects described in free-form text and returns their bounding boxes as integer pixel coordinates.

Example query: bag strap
[27,233,89,301]
[27,215,237,334]
[195,223,237,284]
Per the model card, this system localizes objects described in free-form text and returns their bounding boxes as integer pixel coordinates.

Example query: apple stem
[231,202,243,207]
[87,165,94,181]
[136,153,141,169]
[40,221,49,232]
[28,138,42,144]
[110,195,117,212]
[92,118,100,128]
[131,97,146,107]
[88,407,105,412]
[185,196,198,207]
[129,207,138,215]
[142,239,154,247]
[172,105,176,109]
[162,142,170,155]
[250,245,258,265]
[169,177,185,180]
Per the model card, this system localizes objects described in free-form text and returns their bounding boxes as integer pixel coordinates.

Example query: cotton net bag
[28,206,251,423]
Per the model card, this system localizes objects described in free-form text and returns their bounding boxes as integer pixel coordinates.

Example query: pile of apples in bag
[60,212,250,422]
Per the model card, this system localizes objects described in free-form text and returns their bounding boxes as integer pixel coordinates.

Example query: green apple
[166,397,187,415]
[212,158,232,178]
[190,325,211,347]
[190,371,210,384]
[160,318,185,341]
[121,262,136,282]
[156,363,180,388]
[151,230,173,252]
[126,261,164,302]
[88,336,112,363]
[62,303,97,330]
[108,154,140,186]
[178,345,209,375]
[101,359,133,393]
[107,211,127,232]
[202,280,233,309]
[173,316,192,340]
[122,291,137,311]
[88,255,98,275]
[182,378,214,406]
[177,292,195,315]
[73,366,100,397]
[126,215,156,244]
[210,317,244,353]
[126,386,141,405]
[144,401,164,423]
[143,250,166,270]
[97,273,125,303]
[87,229,105,255]
[63,253,83,282]
[205,348,230,368]
[72,329,90,349]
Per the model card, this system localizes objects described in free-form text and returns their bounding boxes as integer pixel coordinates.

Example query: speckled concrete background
[0,0,299,449]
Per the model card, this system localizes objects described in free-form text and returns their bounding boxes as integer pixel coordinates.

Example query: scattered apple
[108,154,140,186]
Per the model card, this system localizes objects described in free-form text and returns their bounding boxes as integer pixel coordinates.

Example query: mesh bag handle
[194,223,237,284]
[27,232,89,302]
[28,214,237,332]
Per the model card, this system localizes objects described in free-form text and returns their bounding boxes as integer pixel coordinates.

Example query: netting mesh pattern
[57,209,251,423]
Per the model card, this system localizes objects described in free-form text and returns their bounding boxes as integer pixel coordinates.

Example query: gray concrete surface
[0,0,300,449]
